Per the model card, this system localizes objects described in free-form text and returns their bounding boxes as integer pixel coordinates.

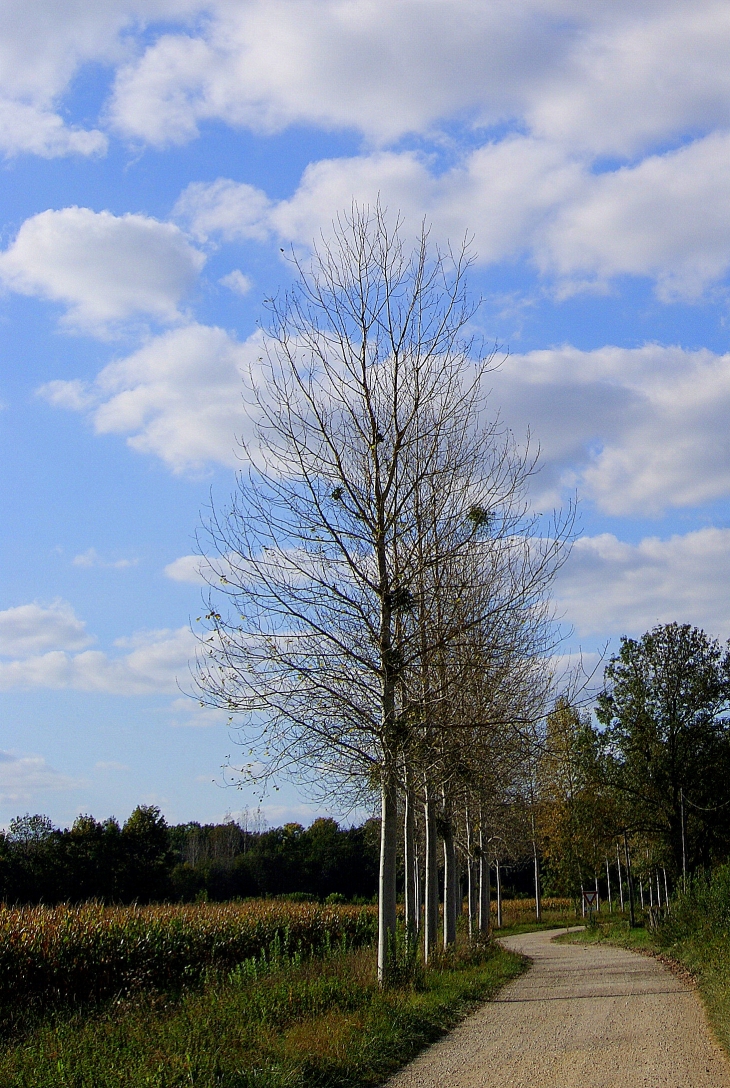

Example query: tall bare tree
[196,204,569,980]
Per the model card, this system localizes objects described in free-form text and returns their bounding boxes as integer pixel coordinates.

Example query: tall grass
[648,863,730,1054]
[0,939,525,1087]
[0,901,375,1024]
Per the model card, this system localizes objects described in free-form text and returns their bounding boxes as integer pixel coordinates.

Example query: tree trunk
[478,815,490,936]
[530,808,541,922]
[403,770,417,944]
[414,829,422,934]
[423,782,439,961]
[616,840,624,911]
[378,769,398,985]
[442,796,457,948]
[495,856,502,928]
[466,810,475,940]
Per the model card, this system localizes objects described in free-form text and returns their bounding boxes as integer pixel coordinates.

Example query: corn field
[493,898,574,925]
[0,900,376,1013]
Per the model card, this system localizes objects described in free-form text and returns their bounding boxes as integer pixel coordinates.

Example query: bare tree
[196,204,570,981]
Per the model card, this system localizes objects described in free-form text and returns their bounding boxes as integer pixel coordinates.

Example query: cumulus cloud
[0,99,106,158]
[3,5,730,296]
[556,528,730,642]
[0,600,92,657]
[538,132,730,299]
[183,124,730,299]
[491,344,730,516]
[219,270,253,296]
[164,554,208,583]
[36,311,730,516]
[107,1,730,158]
[0,0,197,157]
[0,751,82,804]
[5,0,730,162]
[39,323,260,472]
[0,612,198,696]
[168,696,228,728]
[174,179,273,242]
[0,207,205,334]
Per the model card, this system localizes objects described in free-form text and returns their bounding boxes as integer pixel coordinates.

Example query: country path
[385,927,730,1088]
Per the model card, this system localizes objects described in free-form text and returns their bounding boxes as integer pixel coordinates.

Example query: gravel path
[385,928,730,1087]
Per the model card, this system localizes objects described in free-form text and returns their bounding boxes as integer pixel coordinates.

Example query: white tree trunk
[466,808,474,940]
[478,821,490,935]
[403,772,417,943]
[423,783,439,961]
[414,834,422,934]
[616,841,624,911]
[378,771,398,984]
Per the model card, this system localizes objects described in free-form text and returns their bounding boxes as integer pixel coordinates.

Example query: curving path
[385,928,730,1087]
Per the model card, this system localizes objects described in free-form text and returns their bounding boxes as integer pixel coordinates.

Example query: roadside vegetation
[0,904,525,1088]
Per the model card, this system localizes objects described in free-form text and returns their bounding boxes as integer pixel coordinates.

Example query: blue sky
[2,0,730,829]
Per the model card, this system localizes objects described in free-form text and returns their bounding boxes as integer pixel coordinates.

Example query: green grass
[0,942,526,1088]
[556,916,651,948]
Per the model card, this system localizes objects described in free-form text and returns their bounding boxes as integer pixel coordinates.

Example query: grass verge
[0,941,526,1088]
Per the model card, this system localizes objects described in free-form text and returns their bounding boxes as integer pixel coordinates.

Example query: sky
[2,0,730,830]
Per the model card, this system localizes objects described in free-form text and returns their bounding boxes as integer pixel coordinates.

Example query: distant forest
[0,806,540,906]
[0,807,383,905]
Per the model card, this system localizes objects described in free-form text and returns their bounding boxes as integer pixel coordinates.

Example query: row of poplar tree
[194,205,573,981]
[194,207,730,980]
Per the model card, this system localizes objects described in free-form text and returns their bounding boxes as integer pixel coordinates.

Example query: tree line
[538,622,730,918]
[7,620,726,916]
[0,809,379,905]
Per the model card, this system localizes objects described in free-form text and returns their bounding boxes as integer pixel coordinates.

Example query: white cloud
[0,0,197,157]
[179,129,730,299]
[556,528,730,642]
[538,132,730,299]
[168,696,228,728]
[108,1,730,157]
[39,323,261,472]
[164,554,208,583]
[37,312,730,516]
[2,6,730,295]
[491,344,730,516]
[0,99,106,158]
[73,548,137,569]
[219,270,253,296]
[174,178,273,242]
[0,600,92,657]
[0,751,82,804]
[0,207,205,334]
[0,621,198,696]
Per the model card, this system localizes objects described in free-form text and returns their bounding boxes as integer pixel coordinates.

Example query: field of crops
[0,900,376,1016]
[494,897,575,926]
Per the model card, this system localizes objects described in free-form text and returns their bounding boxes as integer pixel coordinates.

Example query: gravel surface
[385,927,730,1087]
